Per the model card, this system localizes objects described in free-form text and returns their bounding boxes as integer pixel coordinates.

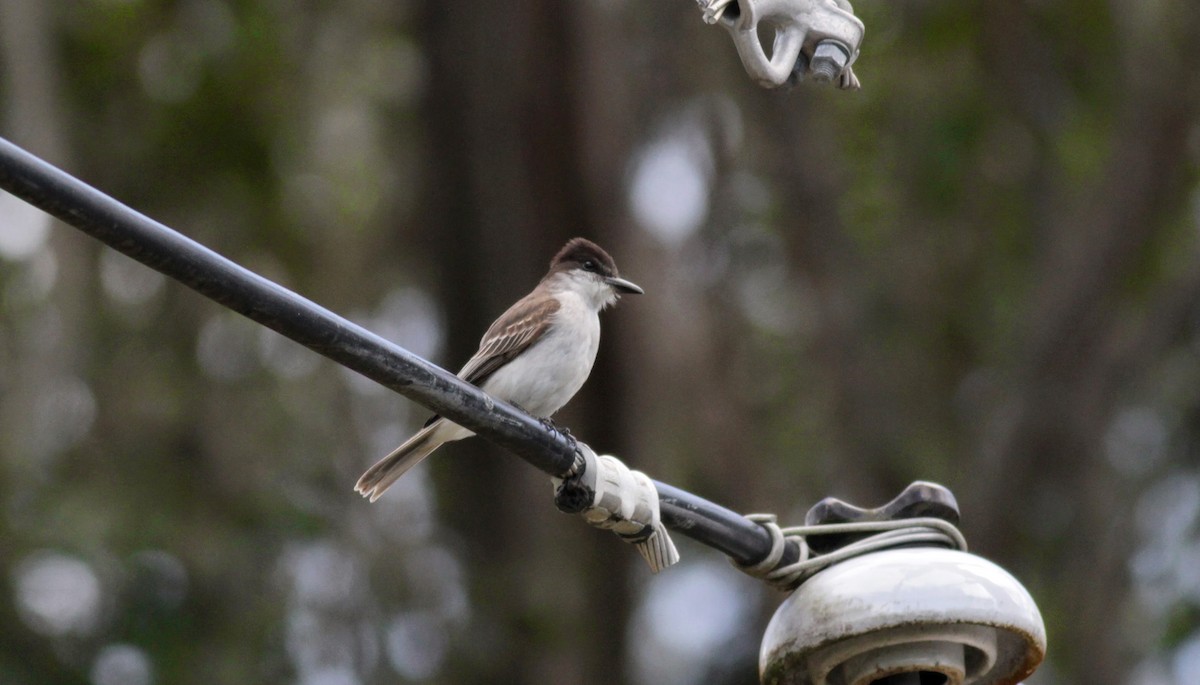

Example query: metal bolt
[809,40,849,84]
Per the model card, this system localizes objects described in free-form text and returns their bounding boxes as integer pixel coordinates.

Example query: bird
[355,237,643,502]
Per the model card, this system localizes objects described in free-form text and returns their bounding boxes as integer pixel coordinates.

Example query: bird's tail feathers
[355,423,444,502]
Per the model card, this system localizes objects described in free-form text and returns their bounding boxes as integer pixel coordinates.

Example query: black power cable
[0,136,797,568]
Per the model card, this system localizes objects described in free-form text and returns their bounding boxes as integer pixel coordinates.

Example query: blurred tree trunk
[418,1,634,682]
[961,4,1200,681]
[0,0,91,681]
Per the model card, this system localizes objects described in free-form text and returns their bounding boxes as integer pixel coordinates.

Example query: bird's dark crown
[549,237,620,278]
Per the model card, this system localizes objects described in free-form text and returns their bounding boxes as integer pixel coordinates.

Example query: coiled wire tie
[732,514,968,591]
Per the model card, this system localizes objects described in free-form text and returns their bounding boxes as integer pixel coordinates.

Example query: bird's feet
[539,416,578,453]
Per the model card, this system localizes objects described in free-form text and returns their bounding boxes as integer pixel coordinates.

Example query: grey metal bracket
[697,0,865,89]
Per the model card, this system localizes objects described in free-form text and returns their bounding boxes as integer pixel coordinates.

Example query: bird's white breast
[479,290,601,418]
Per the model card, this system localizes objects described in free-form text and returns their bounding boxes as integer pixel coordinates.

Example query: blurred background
[1,1,1199,683]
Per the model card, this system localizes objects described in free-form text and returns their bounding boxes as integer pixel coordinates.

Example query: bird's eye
[582,259,598,272]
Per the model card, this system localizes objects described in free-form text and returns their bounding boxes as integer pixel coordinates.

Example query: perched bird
[355,237,643,501]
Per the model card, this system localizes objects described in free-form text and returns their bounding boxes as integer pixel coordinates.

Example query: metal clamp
[553,443,681,573]
[697,0,864,89]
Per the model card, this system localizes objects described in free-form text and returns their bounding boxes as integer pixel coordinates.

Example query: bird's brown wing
[420,295,559,428]
[459,295,559,385]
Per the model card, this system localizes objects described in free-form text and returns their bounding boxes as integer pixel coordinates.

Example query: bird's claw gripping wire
[538,416,579,459]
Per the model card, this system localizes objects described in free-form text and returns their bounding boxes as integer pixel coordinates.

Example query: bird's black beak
[606,276,644,295]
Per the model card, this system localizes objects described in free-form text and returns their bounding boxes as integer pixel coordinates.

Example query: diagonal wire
[0,135,798,569]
